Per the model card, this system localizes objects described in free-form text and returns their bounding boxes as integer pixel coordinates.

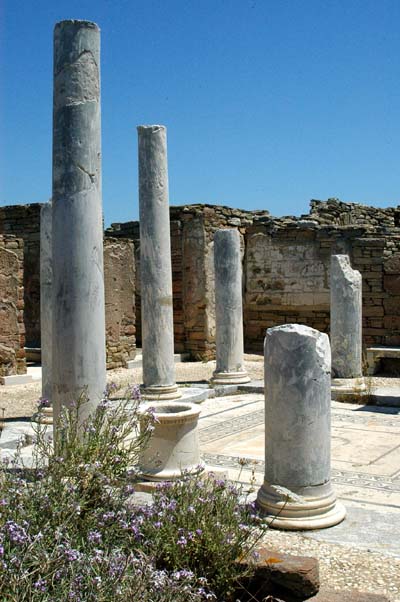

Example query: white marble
[138,125,180,399]
[52,21,106,425]
[257,324,346,529]
[211,229,250,385]
[330,254,362,379]
[40,203,53,422]
[139,402,203,480]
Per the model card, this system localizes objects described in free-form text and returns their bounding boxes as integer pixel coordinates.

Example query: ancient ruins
[2,198,400,382]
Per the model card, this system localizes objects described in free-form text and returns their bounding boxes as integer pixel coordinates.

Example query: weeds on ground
[0,384,267,601]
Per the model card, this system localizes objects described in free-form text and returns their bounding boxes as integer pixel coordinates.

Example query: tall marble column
[52,20,106,424]
[137,125,180,400]
[39,202,53,423]
[257,324,345,529]
[330,254,363,379]
[211,229,250,385]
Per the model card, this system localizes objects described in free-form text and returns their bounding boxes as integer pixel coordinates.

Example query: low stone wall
[0,235,26,379]
[104,238,136,369]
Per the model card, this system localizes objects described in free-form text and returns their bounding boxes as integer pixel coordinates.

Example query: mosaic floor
[199,394,400,556]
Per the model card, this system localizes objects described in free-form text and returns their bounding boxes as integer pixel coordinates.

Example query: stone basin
[139,402,203,481]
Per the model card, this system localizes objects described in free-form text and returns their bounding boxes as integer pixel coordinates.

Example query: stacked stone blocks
[0,235,26,380]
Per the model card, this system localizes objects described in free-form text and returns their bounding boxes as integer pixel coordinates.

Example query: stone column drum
[137,125,180,399]
[257,324,346,529]
[211,229,250,385]
[52,20,106,424]
[39,202,53,423]
[330,254,363,380]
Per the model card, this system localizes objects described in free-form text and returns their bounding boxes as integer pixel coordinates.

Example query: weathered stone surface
[0,204,41,347]
[40,203,52,401]
[330,255,362,379]
[52,20,106,423]
[212,229,249,384]
[257,324,345,529]
[383,251,400,274]
[238,547,319,600]
[138,125,179,398]
[383,274,400,295]
[104,238,135,368]
[0,237,26,378]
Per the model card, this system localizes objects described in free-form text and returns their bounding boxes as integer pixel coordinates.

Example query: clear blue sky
[1,0,399,226]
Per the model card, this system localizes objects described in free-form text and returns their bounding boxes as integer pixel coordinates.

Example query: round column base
[256,481,346,530]
[32,406,54,425]
[211,370,251,385]
[331,377,366,402]
[141,384,182,400]
[331,377,366,393]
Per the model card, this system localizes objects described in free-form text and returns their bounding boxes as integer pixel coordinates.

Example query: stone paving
[199,393,400,557]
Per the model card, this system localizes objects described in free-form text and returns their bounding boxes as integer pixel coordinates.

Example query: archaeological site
[2,197,400,382]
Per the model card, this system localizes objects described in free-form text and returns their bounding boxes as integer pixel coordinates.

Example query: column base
[140,384,182,400]
[331,377,366,401]
[32,406,54,425]
[211,370,251,385]
[256,481,346,530]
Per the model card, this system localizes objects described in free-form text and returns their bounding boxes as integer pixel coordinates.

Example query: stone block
[384,274,400,294]
[238,547,319,600]
[384,251,400,274]
[383,315,400,329]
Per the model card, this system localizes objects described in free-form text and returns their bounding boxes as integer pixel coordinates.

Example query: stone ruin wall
[103,237,136,369]
[106,204,255,360]
[244,199,400,355]
[1,198,400,375]
[0,235,26,380]
[0,204,41,347]
[0,204,136,375]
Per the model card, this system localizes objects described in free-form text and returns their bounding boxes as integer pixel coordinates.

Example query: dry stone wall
[0,205,136,372]
[0,235,26,379]
[0,204,42,347]
[244,200,400,354]
[103,238,136,369]
[2,198,400,373]
[107,203,255,359]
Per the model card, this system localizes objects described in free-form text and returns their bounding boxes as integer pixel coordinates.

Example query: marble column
[39,202,53,423]
[330,254,363,379]
[137,125,180,399]
[52,20,106,424]
[257,324,345,529]
[211,229,250,385]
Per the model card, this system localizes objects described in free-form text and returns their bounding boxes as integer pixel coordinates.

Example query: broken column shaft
[330,254,363,379]
[257,324,346,529]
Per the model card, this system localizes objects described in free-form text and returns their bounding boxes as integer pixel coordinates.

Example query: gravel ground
[0,355,265,419]
[1,354,400,600]
[261,529,400,601]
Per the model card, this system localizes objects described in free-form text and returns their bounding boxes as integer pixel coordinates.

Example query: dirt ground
[1,353,399,420]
